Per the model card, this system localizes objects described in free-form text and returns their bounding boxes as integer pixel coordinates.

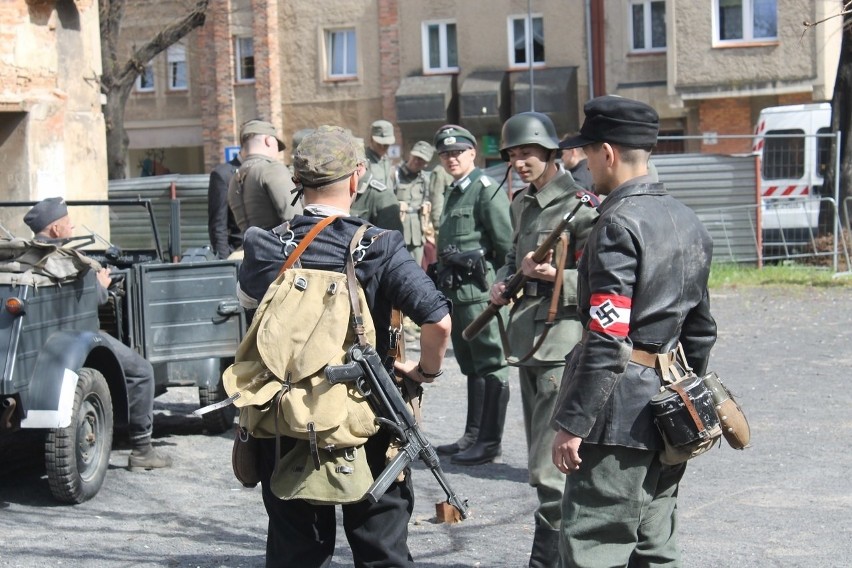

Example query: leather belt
[523,280,554,297]
[630,348,675,368]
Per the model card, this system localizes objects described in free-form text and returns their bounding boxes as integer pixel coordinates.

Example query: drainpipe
[585,0,594,100]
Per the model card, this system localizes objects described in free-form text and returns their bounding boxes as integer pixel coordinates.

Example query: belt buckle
[526,281,538,297]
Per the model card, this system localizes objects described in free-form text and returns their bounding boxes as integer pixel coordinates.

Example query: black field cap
[559,95,659,149]
[24,197,68,234]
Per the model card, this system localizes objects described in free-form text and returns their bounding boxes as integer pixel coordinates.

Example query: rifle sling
[503,233,569,366]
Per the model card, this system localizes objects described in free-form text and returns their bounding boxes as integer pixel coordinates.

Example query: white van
[752,102,832,248]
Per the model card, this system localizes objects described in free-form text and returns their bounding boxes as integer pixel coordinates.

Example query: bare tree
[99,0,209,180]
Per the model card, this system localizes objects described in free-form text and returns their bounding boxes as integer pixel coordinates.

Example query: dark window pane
[816,127,831,179]
[632,4,645,50]
[428,24,440,69]
[513,18,526,64]
[651,1,666,48]
[719,0,743,40]
[532,17,544,62]
[447,23,458,67]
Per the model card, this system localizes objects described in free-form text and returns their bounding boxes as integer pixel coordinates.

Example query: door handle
[217,300,241,316]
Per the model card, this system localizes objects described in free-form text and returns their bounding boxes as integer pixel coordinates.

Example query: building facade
[117,0,842,176]
[0,0,108,235]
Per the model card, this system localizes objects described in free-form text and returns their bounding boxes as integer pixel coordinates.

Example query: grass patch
[709,263,852,288]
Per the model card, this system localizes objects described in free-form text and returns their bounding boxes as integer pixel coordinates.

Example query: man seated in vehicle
[24,198,171,471]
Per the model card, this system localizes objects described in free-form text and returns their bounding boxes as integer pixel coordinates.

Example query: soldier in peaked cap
[351,119,404,233]
[493,112,599,567]
[430,124,514,467]
[228,119,302,233]
[237,125,451,568]
[550,95,717,566]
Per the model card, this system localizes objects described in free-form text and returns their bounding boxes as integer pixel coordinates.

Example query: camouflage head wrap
[293,125,366,187]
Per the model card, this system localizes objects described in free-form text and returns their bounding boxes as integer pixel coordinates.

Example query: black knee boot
[451,379,509,465]
[528,523,559,568]
[436,375,485,455]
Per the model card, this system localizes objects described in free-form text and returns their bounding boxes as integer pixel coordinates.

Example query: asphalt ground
[1,285,851,567]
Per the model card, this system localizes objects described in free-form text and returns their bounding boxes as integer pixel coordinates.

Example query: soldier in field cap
[351,119,403,232]
[237,124,451,567]
[551,95,717,566]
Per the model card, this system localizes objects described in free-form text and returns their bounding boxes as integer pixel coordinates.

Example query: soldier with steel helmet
[493,111,599,567]
[431,124,513,466]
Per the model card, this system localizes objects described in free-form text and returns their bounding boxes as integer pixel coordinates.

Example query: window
[135,63,155,93]
[508,15,544,67]
[762,129,805,180]
[326,28,357,79]
[715,0,777,43]
[167,44,187,90]
[422,20,458,73]
[234,37,255,82]
[630,1,666,52]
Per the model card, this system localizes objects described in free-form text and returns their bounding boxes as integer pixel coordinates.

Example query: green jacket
[395,164,431,246]
[496,171,598,364]
[351,148,403,232]
[227,154,301,231]
[437,168,512,305]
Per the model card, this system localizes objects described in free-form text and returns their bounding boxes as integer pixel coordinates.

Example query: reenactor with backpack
[236,125,452,567]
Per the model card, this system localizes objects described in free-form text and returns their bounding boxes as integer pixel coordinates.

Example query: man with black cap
[24,198,172,471]
[228,119,302,233]
[493,112,599,568]
[430,124,513,467]
[395,140,436,265]
[351,119,403,232]
[237,125,452,567]
[551,95,716,567]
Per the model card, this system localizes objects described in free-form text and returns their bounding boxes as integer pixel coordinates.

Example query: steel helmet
[499,112,559,161]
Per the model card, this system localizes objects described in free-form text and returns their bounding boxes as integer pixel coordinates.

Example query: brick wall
[199,0,236,171]
[777,92,815,106]
[698,97,752,154]
[252,0,282,134]
[377,0,400,142]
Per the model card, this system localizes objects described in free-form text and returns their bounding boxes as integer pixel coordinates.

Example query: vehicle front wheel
[45,368,114,504]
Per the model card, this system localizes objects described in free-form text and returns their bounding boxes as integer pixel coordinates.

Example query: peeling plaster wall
[0,0,108,238]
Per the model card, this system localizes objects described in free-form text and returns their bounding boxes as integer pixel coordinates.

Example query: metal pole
[585,0,594,100]
[528,0,535,111]
[834,130,841,274]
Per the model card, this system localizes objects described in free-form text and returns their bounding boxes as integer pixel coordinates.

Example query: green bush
[709,263,852,288]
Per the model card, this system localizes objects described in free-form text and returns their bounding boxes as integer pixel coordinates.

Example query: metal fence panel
[108,174,211,250]
[654,154,759,263]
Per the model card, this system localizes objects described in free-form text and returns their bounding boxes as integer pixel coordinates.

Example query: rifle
[462,190,600,341]
[326,344,470,519]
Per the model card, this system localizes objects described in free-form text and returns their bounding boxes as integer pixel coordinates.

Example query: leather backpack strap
[277,215,340,276]
[346,224,371,347]
[507,233,569,366]
[670,381,707,436]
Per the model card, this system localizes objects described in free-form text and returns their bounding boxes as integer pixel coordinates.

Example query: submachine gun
[326,344,470,519]
[462,190,601,341]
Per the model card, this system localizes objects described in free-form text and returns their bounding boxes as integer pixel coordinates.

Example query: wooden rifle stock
[461,193,595,341]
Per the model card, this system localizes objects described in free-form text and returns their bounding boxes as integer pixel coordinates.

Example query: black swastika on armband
[594,300,620,328]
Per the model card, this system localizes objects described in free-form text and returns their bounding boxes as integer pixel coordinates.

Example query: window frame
[234,36,255,84]
[134,62,155,93]
[629,0,667,53]
[166,43,188,91]
[422,19,459,74]
[324,27,358,80]
[713,0,778,45]
[507,14,545,69]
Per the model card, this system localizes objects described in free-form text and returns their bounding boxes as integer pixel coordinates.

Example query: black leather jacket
[552,176,717,450]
